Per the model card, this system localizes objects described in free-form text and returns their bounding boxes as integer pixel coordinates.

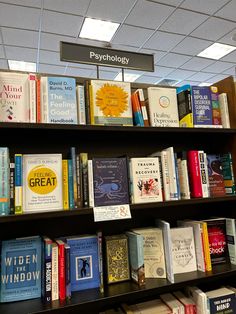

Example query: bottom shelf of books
[1,263,236,314]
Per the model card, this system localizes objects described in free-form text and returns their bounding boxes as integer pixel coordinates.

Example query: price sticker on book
[93,204,131,222]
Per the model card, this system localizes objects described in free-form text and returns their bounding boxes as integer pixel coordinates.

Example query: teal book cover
[0,236,42,302]
[0,147,10,215]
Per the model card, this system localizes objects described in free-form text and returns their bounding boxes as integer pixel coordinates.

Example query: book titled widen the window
[0,235,42,302]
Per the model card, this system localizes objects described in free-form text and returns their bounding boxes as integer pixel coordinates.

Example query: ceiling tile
[65,67,93,78]
[187,72,215,81]
[180,0,229,15]
[38,64,66,75]
[0,3,41,30]
[4,46,37,62]
[191,17,236,41]
[87,0,136,23]
[139,48,166,64]
[203,61,234,74]
[40,33,76,51]
[0,46,5,58]
[39,51,68,66]
[157,53,191,68]
[136,75,161,84]
[144,31,185,51]
[42,10,84,36]
[223,66,236,76]
[2,28,39,48]
[150,65,174,77]
[176,80,201,86]
[160,9,208,35]
[0,0,41,7]
[125,0,174,29]
[207,74,230,83]
[220,50,236,62]
[218,28,236,46]
[111,44,138,52]
[43,0,90,15]
[149,0,182,6]
[167,69,197,80]
[112,25,153,47]
[67,62,96,70]
[180,57,215,71]
[172,37,212,55]
[91,70,118,80]
[0,59,8,69]
[215,1,236,22]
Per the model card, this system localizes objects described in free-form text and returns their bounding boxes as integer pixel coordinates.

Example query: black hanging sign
[60,41,154,72]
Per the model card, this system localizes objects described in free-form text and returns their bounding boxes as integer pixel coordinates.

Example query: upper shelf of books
[0,70,236,129]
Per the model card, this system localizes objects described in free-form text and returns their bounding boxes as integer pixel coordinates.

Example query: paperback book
[207,154,226,197]
[0,147,10,215]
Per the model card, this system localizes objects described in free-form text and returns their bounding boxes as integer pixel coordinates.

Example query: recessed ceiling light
[198,82,212,86]
[79,17,120,42]
[197,43,236,60]
[114,72,141,82]
[8,60,36,72]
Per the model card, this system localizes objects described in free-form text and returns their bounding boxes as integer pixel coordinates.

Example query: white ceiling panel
[218,28,236,46]
[87,0,136,23]
[0,59,8,69]
[125,0,175,29]
[42,10,84,37]
[39,50,68,66]
[187,72,215,81]
[136,75,161,84]
[180,57,215,71]
[43,0,90,15]
[144,31,185,51]
[191,17,236,41]
[220,50,236,62]
[4,46,37,62]
[159,9,208,35]
[38,64,66,75]
[112,25,153,47]
[176,80,201,86]
[66,62,96,70]
[167,69,197,80]
[1,28,39,48]
[0,0,41,8]
[157,53,191,68]
[0,46,5,58]
[111,44,138,52]
[91,70,118,80]
[215,1,236,22]
[203,61,234,74]
[66,67,94,78]
[139,48,167,64]
[180,0,229,15]
[149,0,182,6]
[0,3,41,30]
[223,66,236,76]
[208,74,230,83]
[151,66,174,77]
[172,37,212,55]
[40,33,76,51]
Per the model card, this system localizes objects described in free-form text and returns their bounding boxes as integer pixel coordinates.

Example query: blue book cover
[0,235,42,302]
[41,236,52,303]
[92,157,130,207]
[66,235,100,292]
[191,86,213,127]
[0,147,10,216]
[42,76,77,124]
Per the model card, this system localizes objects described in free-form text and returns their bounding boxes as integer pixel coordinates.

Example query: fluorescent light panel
[197,43,236,60]
[114,72,141,82]
[79,17,120,42]
[8,60,36,72]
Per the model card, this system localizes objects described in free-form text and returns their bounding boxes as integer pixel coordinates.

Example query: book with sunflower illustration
[89,80,133,126]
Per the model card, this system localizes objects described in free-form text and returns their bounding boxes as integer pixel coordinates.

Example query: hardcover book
[89,79,133,126]
[0,147,10,215]
[147,86,179,127]
[22,153,63,213]
[40,76,77,124]
[129,157,163,204]
[205,287,236,314]
[66,234,100,291]
[0,235,41,302]
[186,286,208,314]
[187,150,203,198]
[207,154,226,197]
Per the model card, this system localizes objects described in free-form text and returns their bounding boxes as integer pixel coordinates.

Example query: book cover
[76,84,86,125]
[41,76,77,124]
[210,86,222,128]
[147,86,179,127]
[0,71,30,123]
[177,85,193,127]
[0,147,10,215]
[105,234,130,284]
[22,153,63,213]
[129,157,162,204]
[198,150,209,198]
[218,93,230,128]
[41,236,52,303]
[177,152,191,200]
[14,153,23,215]
[205,287,236,314]
[226,218,236,265]
[66,234,100,291]
[220,153,235,195]
[51,242,59,301]
[92,157,130,207]
[55,239,66,301]
[135,88,150,126]
[186,286,208,314]
[187,150,203,198]
[131,91,144,126]
[191,86,213,127]
[163,146,179,200]
[0,235,41,302]
[207,154,226,197]
[89,79,133,126]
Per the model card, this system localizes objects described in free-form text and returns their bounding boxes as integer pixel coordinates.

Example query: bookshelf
[1,75,236,313]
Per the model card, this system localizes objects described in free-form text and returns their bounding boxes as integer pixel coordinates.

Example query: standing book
[0,147,10,215]
[220,152,235,195]
[41,236,52,303]
[226,218,236,265]
[177,85,193,127]
[207,154,226,197]
[218,92,230,128]
[0,235,41,302]
[205,287,236,314]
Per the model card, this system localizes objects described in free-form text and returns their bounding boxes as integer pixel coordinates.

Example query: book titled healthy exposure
[22,154,63,213]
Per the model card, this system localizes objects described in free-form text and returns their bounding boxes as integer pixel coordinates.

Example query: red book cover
[207,154,226,197]
[187,150,203,198]
[56,239,66,301]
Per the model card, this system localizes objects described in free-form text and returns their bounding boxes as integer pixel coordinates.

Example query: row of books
[0,71,231,129]
[0,147,235,216]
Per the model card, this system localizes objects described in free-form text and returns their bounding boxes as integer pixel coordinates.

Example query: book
[41,236,52,303]
[210,86,222,128]
[51,241,59,301]
[0,147,10,215]
[185,286,208,314]
[22,153,63,213]
[14,153,23,214]
[226,218,236,265]
[163,146,179,200]
[64,242,71,299]
[135,88,150,126]
[105,234,130,284]
[67,159,75,209]
[80,152,89,207]
[220,152,235,195]
[218,92,230,128]
[121,299,172,313]
[89,79,133,126]
[129,157,162,204]
[176,85,193,127]
[66,234,101,291]
[40,76,77,124]
[9,160,15,214]
[187,150,203,198]
[198,150,209,198]
[76,84,86,125]
[207,154,226,197]
[177,152,191,200]
[147,86,179,127]
[131,91,144,126]
[62,159,69,210]
[0,235,41,302]
[171,226,197,274]
[205,287,236,314]
[92,157,130,207]
[201,220,212,272]
[0,71,30,122]
[126,231,145,286]
[55,239,66,301]
[28,73,36,123]
[160,293,185,314]
[173,290,196,314]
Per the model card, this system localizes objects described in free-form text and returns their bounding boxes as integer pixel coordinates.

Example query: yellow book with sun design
[89,79,133,126]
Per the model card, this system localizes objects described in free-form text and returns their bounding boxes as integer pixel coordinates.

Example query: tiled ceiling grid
[0,0,236,86]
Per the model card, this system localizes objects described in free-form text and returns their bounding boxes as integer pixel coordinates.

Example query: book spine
[97,231,104,293]
[70,147,79,209]
[201,221,212,271]
[0,147,10,215]
[51,242,59,301]
[42,238,52,303]
[131,92,144,126]
[221,153,235,195]
[88,159,94,207]
[76,154,82,208]
[198,150,209,198]
[28,73,36,123]
[64,244,71,299]
[89,84,95,125]
[36,75,41,123]
[226,218,236,265]
[9,161,15,214]
[165,147,178,200]
[56,241,66,301]
[210,87,222,128]
[84,80,91,125]
[177,154,191,200]
[14,153,23,214]
[136,88,150,126]
[187,150,203,198]
[40,77,48,123]
[76,85,86,125]
[80,153,89,207]
[67,159,75,209]
[161,151,171,201]
[218,93,230,128]
[62,159,69,210]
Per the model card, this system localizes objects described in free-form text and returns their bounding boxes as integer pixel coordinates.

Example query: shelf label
[60,42,154,72]
[93,204,131,222]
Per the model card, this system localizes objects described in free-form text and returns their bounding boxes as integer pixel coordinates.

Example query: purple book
[191,86,213,127]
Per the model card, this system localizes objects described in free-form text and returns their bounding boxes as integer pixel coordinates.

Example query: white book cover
[132,227,166,278]
[129,157,163,204]
[22,153,63,213]
[218,93,230,128]
[171,226,197,274]
[186,286,209,314]
[177,157,191,200]
[76,85,86,125]
[226,218,236,265]
[163,147,178,200]
[0,71,30,122]
[147,86,179,127]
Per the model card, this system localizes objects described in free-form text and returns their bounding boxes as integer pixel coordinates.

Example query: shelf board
[1,263,236,314]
